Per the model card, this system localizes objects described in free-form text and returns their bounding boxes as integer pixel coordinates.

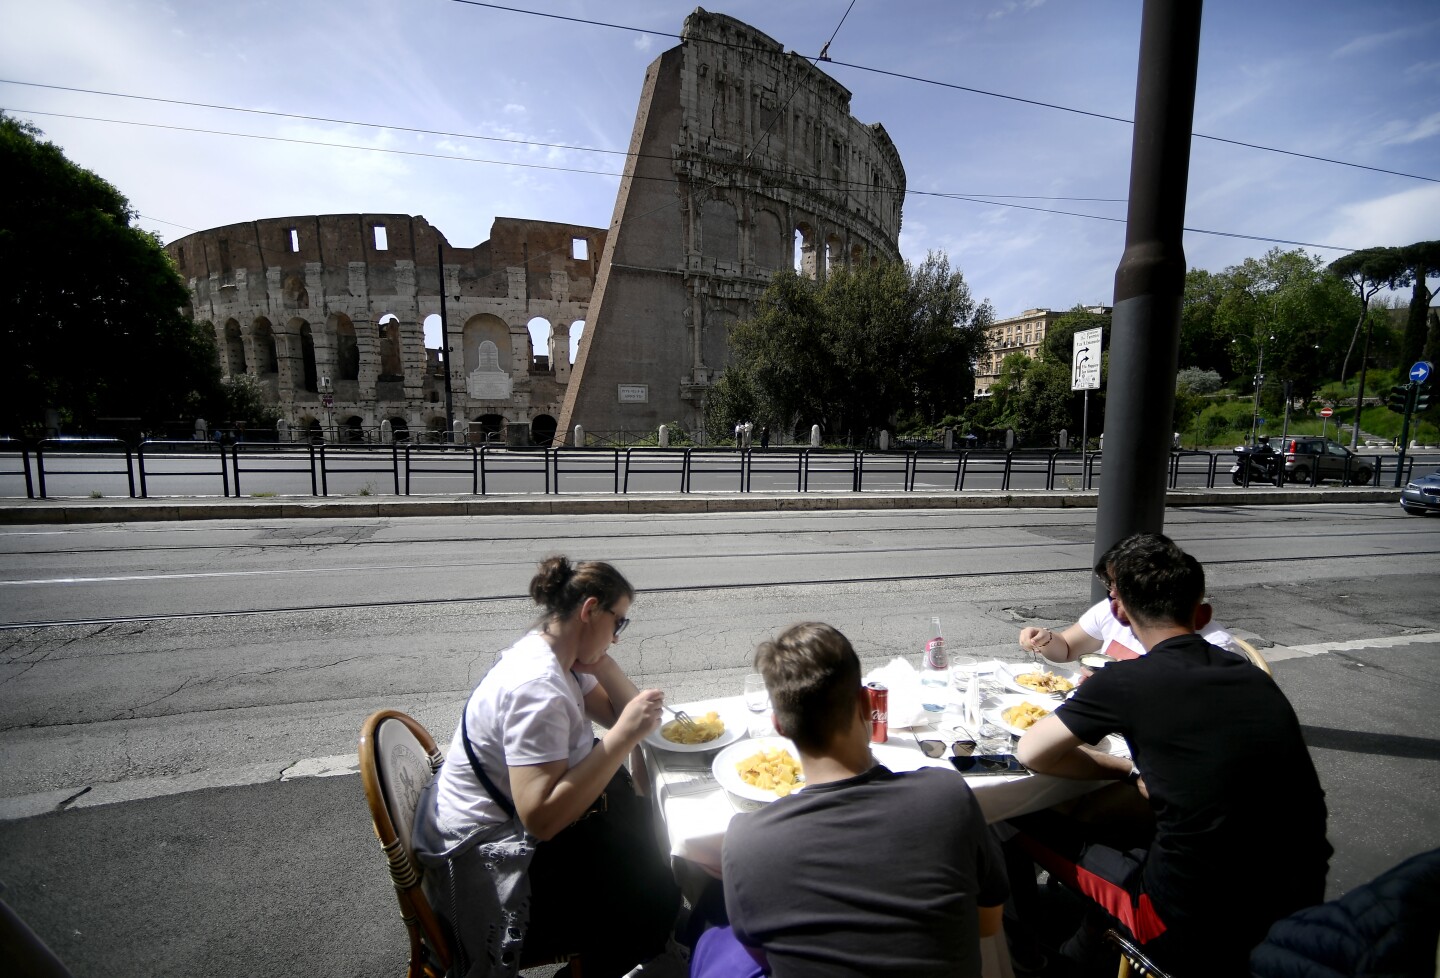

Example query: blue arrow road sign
[1411,360,1433,384]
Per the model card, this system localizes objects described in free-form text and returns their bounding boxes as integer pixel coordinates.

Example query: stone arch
[530,414,558,446]
[526,316,552,364]
[223,319,246,376]
[462,314,510,376]
[376,313,403,382]
[292,319,318,392]
[701,197,739,262]
[473,413,506,443]
[251,318,278,374]
[330,314,359,381]
[753,209,784,271]
[794,222,818,279]
[386,416,410,442]
[825,233,844,275]
[341,415,366,443]
[422,313,443,352]
[297,416,322,443]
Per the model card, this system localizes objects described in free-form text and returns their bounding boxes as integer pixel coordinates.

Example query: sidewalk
[0,486,1402,525]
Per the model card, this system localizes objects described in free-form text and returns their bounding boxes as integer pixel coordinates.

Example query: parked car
[1279,437,1374,485]
[1400,468,1440,515]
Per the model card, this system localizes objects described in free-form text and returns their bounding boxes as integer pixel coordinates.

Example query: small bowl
[1078,652,1119,675]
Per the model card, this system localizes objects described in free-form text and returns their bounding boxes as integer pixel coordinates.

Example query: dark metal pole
[437,242,455,441]
[1092,0,1204,601]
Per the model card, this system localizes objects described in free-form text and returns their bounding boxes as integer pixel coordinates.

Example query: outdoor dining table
[638,661,1132,978]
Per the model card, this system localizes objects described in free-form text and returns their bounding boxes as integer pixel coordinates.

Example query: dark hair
[754,622,861,752]
[1108,533,1205,628]
[529,556,634,624]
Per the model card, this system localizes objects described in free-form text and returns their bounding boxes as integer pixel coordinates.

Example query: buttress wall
[167,214,605,443]
[558,7,906,439]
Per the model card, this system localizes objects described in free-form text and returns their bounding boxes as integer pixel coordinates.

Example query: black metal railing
[0,441,1431,500]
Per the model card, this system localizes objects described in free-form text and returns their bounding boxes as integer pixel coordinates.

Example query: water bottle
[921,616,948,712]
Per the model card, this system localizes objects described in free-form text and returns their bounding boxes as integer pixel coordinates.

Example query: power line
[14,107,1359,253]
[444,0,1438,185]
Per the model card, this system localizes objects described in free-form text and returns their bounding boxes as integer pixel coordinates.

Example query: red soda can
[865,681,888,743]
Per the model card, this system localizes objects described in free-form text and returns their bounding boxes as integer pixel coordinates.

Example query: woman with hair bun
[413,556,679,978]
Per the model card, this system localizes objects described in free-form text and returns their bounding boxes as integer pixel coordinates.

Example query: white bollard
[943,427,953,451]
[453,420,468,444]
[573,424,584,446]
[658,425,669,448]
[879,430,890,451]
[810,425,821,447]
[276,419,290,442]
[1005,428,1016,450]
[195,418,208,442]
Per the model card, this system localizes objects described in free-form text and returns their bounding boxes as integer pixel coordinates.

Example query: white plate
[998,662,1080,697]
[712,736,804,803]
[983,693,1059,738]
[645,710,745,753]
[868,742,952,773]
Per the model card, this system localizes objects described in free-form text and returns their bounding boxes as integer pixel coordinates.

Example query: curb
[0,487,1402,524]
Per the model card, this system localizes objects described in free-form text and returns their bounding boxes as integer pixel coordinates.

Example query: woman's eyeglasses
[912,734,978,759]
[608,610,630,637]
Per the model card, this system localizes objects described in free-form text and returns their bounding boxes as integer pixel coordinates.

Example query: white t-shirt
[1076,598,1234,660]
[432,631,599,840]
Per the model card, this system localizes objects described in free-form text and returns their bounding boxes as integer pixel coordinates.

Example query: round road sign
[1320,407,1333,418]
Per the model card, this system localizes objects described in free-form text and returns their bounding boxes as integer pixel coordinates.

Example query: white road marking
[1278,632,1440,657]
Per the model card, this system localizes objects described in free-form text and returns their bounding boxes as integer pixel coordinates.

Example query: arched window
[794,223,817,279]
[754,210,784,270]
[252,318,278,374]
[223,319,246,376]
[296,321,318,392]
[377,315,403,381]
[342,416,365,443]
[569,321,585,365]
[701,198,739,262]
[387,416,409,442]
[530,414,558,446]
[527,316,552,366]
[332,314,359,381]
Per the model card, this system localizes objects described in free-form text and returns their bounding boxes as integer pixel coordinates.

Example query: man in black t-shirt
[1012,533,1331,976]
[693,622,1009,978]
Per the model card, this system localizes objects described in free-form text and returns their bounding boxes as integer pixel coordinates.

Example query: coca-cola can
[865,681,888,743]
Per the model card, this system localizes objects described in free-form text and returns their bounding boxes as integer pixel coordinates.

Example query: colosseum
[167,215,603,445]
[166,8,905,445]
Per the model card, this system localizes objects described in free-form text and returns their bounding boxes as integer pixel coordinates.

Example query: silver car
[1400,468,1440,515]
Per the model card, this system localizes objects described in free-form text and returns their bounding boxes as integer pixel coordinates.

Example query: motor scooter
[1230,439,1280,486]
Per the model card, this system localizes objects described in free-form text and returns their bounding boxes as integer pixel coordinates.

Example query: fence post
[574,424,584,447]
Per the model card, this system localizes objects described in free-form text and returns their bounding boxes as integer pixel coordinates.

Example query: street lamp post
[318,376,334,443]
[1243,334,1275,446]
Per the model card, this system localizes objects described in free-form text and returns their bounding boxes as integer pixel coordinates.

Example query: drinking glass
[743,674,770,713]
[977,722,1013,756]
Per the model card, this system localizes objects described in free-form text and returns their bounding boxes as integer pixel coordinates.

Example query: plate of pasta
[645,709,745,753]
[712,737,806,803]
[983,694,1057,738]
[998,662,1080,697]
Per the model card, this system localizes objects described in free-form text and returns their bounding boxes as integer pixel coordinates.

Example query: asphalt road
[1,503,1438,976]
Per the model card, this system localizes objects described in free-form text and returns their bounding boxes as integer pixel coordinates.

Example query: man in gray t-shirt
[699,623,1008,978]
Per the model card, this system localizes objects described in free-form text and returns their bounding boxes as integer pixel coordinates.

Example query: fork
[664,704,698,729]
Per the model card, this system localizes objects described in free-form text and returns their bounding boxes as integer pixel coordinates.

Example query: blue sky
[3,0,1436,356]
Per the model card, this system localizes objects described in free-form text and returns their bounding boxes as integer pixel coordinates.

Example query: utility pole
[1091,0,1203,601]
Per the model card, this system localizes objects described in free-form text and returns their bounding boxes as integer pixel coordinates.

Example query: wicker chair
[1228,637,1274,676]
[359,709,582,978]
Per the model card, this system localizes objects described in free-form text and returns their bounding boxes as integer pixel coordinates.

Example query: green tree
[711,254,991,442]
[0,114,221,438]
[1329,246,1410,446]
[1396,240,1440,368]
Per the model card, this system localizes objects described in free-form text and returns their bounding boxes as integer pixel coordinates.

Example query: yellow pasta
[1002,702,1051,730]
[735,747,804,796]
[660,711,726,745]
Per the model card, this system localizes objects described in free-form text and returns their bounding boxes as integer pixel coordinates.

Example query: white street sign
[1072,327,1102,391]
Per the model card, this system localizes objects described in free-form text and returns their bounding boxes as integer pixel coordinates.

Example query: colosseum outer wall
[558,7,906,440]
[167,214,606,444]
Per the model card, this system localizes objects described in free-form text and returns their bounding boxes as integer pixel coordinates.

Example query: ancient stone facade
[166,215,605,444]
[557,8,906,440]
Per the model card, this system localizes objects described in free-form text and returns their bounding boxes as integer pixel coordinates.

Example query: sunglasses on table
[912,734,979,758]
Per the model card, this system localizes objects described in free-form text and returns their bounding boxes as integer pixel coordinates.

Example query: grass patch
[250,491,277,498]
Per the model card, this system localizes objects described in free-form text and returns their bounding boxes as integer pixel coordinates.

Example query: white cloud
[1332,27,1409,59]
[633,34,654,52]
[1324,183,1440,251]
[503,103,527,116]
[1374,111,1440,147]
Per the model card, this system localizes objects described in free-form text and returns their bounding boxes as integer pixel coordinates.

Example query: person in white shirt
[1018,539,1232,663]
[412,556,678,978]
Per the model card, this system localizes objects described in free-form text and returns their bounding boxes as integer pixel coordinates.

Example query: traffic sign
[321,394,334,409]
[1319,407,1333,418]
[1411,361,1433,384]
[1071,327,1102,391]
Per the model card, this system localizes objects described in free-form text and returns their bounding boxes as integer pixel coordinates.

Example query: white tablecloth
[644,684,1126,876]
[641,671,1126,978]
